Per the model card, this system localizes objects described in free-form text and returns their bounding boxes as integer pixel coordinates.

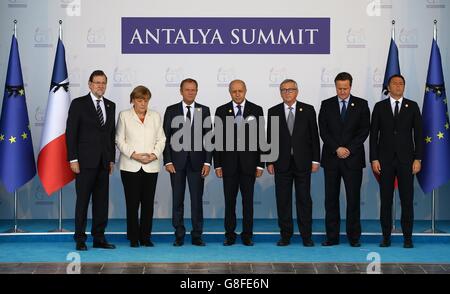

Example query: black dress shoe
[223,238,235,246]
[140,240,154,247]
[173,238,184,247]
[93,241,116,249]
[276,239,290,246]
[302,238,315,247]
[350,240,361,247]
[379,237,391,247]
[76,241,87,251]
[130,241,139,247]
[321,240,339,246]
[242,238,254,246]
[403,238,414,248]
[192,238,206,246]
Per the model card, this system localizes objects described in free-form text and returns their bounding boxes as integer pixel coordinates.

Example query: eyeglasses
[280,88,297,94]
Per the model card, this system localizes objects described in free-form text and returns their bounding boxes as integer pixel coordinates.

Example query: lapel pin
[299,108,303,112]
[197,108,200,112]
[405,104,409,108]
[351,103,355,107]
[229,109,233,113]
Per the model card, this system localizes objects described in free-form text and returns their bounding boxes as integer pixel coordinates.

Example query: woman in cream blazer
[116,85,166,247]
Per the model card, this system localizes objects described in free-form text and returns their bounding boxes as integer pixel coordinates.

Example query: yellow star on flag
[9,136,16,143]
[0,134,4,141]
[437,132,444,139]
[18,89,25,96]
[21,132,28,140]
[444,98,448,105]
[425,136,432,144]
[446,123,449,130]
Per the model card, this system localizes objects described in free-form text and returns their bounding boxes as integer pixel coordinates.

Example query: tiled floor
[0,262,449,274]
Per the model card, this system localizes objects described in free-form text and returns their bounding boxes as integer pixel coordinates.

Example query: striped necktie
[96,99,104,126]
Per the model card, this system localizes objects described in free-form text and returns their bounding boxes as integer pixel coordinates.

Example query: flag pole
[5,20,27,234]
[390,19,402,233]
[49,20,70,233]
[423,20,445,234]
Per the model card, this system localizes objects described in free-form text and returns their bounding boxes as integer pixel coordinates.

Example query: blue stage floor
[1,219,449,264]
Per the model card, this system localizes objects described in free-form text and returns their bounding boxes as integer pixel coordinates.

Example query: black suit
[370,98,422,238]
[214,100,264,241]
[318,95,370,243]
[66,93,116,243]
[163,102,212,240]
[267,101,320,241]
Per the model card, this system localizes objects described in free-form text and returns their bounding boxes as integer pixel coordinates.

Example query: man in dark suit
[66,70,116,251]
[163,78,212,247]
[214,80,264,246]
[370,74,422,248]
[318,72,370,247]
[267,79,320,247]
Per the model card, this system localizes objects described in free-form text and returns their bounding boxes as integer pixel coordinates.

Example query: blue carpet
[1,219,450,263]
[1,218,450,233]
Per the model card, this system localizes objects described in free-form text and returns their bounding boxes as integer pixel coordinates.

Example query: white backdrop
[0,0,449,220]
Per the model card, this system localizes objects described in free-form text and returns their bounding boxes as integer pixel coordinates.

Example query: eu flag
[0,35,36,193]
[417,39,450,193]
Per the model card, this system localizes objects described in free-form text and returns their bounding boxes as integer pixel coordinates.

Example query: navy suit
[319,95,370,243]
[66,94,116,243]
[214,100,264,241]
[267,101,320,241]
[370,98,422,238]
[163,101,212,240]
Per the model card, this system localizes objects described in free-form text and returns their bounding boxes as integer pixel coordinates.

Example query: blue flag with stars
[417,39,450,194]
[0,35,36,193]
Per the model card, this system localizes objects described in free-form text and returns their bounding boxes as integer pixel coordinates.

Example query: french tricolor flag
[37,38,74,195]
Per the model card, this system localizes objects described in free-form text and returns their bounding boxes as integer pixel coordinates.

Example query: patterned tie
[341,100,347,121]
[235,104,243,125]
[287,106,294,135]
[96,99,104,126]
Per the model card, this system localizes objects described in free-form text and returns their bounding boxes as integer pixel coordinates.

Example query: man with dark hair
[318,72,370,247]
[370,74,422,248]
[214,80,264,246]
[66,70,116,251]
[163,78,212,247]
[267,79,320,247]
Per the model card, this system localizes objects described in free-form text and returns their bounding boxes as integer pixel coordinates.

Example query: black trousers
[324,162,362,243]
[379,157,414,238]
[121,169,158,243]
[274,158,313,240]
[74,166,109,243]
[223,168,256,241]
[170,159,204,240]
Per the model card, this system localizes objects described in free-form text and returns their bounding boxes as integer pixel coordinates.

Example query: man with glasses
[66,70,116,251]
[267,79,320,247]
[318,72,370,248]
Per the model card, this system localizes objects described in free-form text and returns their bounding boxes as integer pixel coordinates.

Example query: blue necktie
[341,100,347,121]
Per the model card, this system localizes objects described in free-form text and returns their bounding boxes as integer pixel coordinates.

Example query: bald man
[214,80,264,246]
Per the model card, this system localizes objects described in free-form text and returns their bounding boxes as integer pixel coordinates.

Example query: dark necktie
[341,100,347,121]
[235,104,243,124]
[96,99,104,126]
[186,105,191,123]
[394,101,399,118]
